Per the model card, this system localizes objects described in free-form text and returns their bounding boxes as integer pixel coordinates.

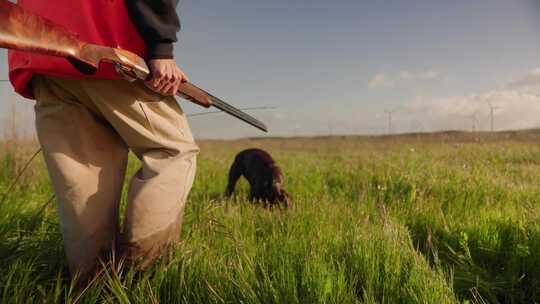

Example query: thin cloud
[404,90,540,131]
[368,73,395,89]
[369,69,440,89]
[509,68,540,88]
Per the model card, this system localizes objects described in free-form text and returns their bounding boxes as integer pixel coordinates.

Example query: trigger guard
[115,64,137,82]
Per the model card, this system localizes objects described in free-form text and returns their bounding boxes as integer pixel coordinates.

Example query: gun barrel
[208,96,268,133]
[177,83,268,132]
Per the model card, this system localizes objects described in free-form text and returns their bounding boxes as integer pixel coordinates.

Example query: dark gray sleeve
[125,0,181,59]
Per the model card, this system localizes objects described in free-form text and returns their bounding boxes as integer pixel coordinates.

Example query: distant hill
[200,129,540,144]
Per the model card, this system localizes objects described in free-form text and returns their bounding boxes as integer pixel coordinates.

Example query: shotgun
[0,0,268,132]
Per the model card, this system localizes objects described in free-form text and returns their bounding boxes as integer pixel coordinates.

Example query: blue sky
[1,0,540,138]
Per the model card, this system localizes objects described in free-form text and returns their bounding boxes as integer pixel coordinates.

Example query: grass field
[1,131,540,303]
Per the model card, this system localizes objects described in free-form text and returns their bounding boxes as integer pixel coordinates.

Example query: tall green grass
[1,134,540,303]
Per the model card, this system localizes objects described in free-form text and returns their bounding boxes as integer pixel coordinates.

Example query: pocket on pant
[31,77,43,101]
[136,98,190,143]
[32,77,56,108]
[137,101,158,137]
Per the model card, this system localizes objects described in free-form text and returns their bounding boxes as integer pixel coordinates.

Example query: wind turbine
[487,101,501,132]
[384,109,397,134]
[466,113,479,132]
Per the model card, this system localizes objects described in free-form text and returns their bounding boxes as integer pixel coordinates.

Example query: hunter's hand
[145,59,189,96]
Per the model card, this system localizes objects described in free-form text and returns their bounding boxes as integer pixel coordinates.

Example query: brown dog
[225,148,290,207]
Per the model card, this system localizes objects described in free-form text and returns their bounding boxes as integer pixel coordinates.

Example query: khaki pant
[33,76,199,278]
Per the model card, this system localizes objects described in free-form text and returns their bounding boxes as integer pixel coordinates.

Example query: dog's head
[271,182,291,208]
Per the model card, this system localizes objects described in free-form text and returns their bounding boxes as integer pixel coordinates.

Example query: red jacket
[8,0,147,99]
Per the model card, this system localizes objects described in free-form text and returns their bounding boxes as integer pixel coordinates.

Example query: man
[8,0,199,281]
